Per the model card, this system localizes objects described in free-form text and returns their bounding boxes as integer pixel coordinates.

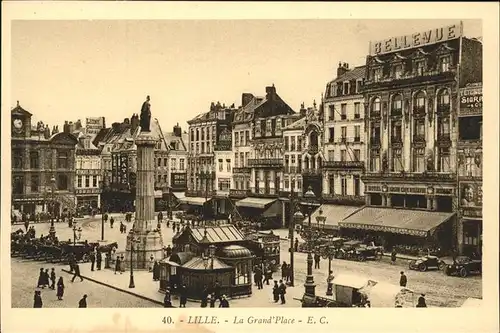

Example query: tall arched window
[391,95,403,116]
[437,89,450,111]
[414,91,426,112]
[371,97,381,116]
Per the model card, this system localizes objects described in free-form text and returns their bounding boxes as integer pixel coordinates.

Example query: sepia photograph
[1,2,499,333]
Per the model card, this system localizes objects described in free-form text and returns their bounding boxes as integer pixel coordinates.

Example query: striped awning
[236,197,277,209]
[179,197,210,206]
[304,204,361,230]
[340,207,455,237]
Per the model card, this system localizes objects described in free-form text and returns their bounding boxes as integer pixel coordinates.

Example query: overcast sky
[11,19,481,132]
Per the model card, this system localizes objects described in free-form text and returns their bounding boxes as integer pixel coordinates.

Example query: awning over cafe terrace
[304,204,362,230]
[172,192,186,200]
[235,197,277,209]
[339,207,455,237]
[178,197,211,206]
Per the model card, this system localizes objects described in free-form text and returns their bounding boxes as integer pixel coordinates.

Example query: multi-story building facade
[457,82,482,256]
[214,128,233,216]
[11,102,78,218]
[233,85,296,228]
[186,102,235,217]
[323,63,366,204]
[74,133,102,214]
[162,123,189,195]
[341,22,483,253]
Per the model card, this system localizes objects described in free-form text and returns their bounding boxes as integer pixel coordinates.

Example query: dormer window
[343,82,349,95]
[372,68,382,82]
[440,56,450,72]
[393,64,403,79]
[356,80,362,93]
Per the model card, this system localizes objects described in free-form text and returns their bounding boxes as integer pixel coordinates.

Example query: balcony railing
[248,158,283,168]
[278,190,303,198]
[214,142,232,151]
[391,136,403,143]
[354,136,361,143]
[364,71,455,89]
[370,111,381,119]
[437,104,451,114]
[284,166,301,174]
[302,168,322,175]
[198,171,216,179]
[436,134,452,147]
[322,194,365,206]
[308,146,319,155]
[362,171,455,182]
[249,188,279,198]
[185,190,216,197]
[413,135,426,143]
[391,109,403,117]
[229,189,250,198]
[233,167,251,174]
[413,106,426,116]
[324,161,364,169]
[370,137,381,146]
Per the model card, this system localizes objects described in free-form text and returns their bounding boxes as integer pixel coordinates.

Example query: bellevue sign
[369,21,463,56]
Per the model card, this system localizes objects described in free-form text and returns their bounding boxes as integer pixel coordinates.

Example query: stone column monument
[124,96,164,269]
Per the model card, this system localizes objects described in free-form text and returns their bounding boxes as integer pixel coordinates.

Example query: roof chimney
[337,61,349,78]
[265,85,276,101]
[173,123,182,137]
[242,93,254,107]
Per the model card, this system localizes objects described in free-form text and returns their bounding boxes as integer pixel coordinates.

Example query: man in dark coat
[50,268,56,290]
[416,294,427,307]
[90,251,96,271]
[152,261,160,281]
[391,249,397,265]
[281,262,288,280]
[294,238,299,252]
[37,268,45,288]
[399,271,407,287]
[33,290,43,308]
[179,284,187,308]
[115,255,122,274]
[96,251,102,270]
[219,295,229,308]
[213,280,222,301]
[43,269,50,288]
[278,280,287,304]
[79,294,88,308]
[71,263,84,282]
[163,289,172,307]
[314,253,321,269]
[110,217,114,228]
[272,280,280,303]
[254,266,263,290]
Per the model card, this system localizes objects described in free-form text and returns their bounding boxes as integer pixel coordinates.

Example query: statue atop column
[140,95,152,132]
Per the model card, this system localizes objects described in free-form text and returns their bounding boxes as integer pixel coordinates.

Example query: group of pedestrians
[33,266,87,307]
[280,261,293,283]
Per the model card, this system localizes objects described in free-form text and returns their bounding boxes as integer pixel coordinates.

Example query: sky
[11,19,481,133]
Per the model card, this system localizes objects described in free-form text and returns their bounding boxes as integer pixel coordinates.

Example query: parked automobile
[336,240,383,262]
[444,256,482,277]
[408,255,446,272]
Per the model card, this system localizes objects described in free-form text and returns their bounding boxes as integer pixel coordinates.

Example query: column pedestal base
[123,228,164,270]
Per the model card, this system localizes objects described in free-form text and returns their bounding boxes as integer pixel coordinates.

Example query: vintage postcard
[1,2,499,333]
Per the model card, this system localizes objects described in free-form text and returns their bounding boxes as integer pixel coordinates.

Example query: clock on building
[13,118,23,133]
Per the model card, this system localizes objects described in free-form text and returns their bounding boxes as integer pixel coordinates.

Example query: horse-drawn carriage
[335,240,384,262]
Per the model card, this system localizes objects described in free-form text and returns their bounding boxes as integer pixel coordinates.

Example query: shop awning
[235,197,277,209]
[303,204,361,229]
[178,197,210,206]
[339,207,455,237]
[262,200,283,218]
[172,192,186,200]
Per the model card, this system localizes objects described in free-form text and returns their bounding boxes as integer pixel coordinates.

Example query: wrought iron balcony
[354,136,361,143]
[436,134,452,147]
[214,142,232,151]
[278,190,303,198]
[437,104,451,114]
[249,188,279,198]
[413,106,426,116]
[232,167,251,174]
[324,161,364,169]
[370,111,381,119]
[364,71,455,89]
[362,171,455,183]
[198,171,216,179]
[391,109,403,117]
[229,189,250,198]
[302,168,322,176]
[370,137,381,146]
[413,135,426,143]
[308,146,319,155]
[248,158,283,168]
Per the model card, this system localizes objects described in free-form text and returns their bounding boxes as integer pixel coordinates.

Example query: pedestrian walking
[90,251,96,271]
[43,269,50,288]
[115,255,122,274]
[24,220,30,232]
[56,277,65,300]
[50,268,56,290]
[120,222,124,234]
[314,253,321,269]
[37,268,45,288]
[219,295,229,308]
[104,213,108,223]
[272,280,279,303]
[149,255,154,272]
[263,264,272,285]
[416,294,427,307]
[391,249,397,265]
[209,293,216,308]
[71,263,84,282]
[110,217,114,228]
[286,264,292,282]
[153,261,160,281]
[213,280,222,301]
[254,266,263,290]
[278,280,287,304]
[281,261,287,281]
[399,271,407,287]
[294,238,299,252]
[79,294,88,308]
[163,289,172,307]
[179,284,187,308]
[33,290,43,308]
[96,251,102,270]
[77,227,82,241]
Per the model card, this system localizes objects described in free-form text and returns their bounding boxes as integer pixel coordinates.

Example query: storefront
[305,204,362,235]
[339,207,456,256]
[235,197,283,229]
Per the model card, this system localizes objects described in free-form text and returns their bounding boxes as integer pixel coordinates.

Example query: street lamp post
[300,186,320,299]
[72,224,77,246]
[288,184,305,287]
[99,180,105,241]
[48,176,57,238]
[315,209,332,295]
[129,236,141,289]
[166,185,172,220]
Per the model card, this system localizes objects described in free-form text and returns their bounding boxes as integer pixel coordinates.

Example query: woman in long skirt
[33,290,43,308]
[56,277,65,300]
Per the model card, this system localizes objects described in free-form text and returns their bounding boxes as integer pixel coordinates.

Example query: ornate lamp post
[72,224,77,246]
[287,183,302,287]
[299,186,321,301]
[166,185,172,220]
[99,180,105,241]
[129,236,141,288]
[48,176,57,238]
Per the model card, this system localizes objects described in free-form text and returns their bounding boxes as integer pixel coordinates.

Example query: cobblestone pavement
[12,218,481,307]
[11,259,161,308]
